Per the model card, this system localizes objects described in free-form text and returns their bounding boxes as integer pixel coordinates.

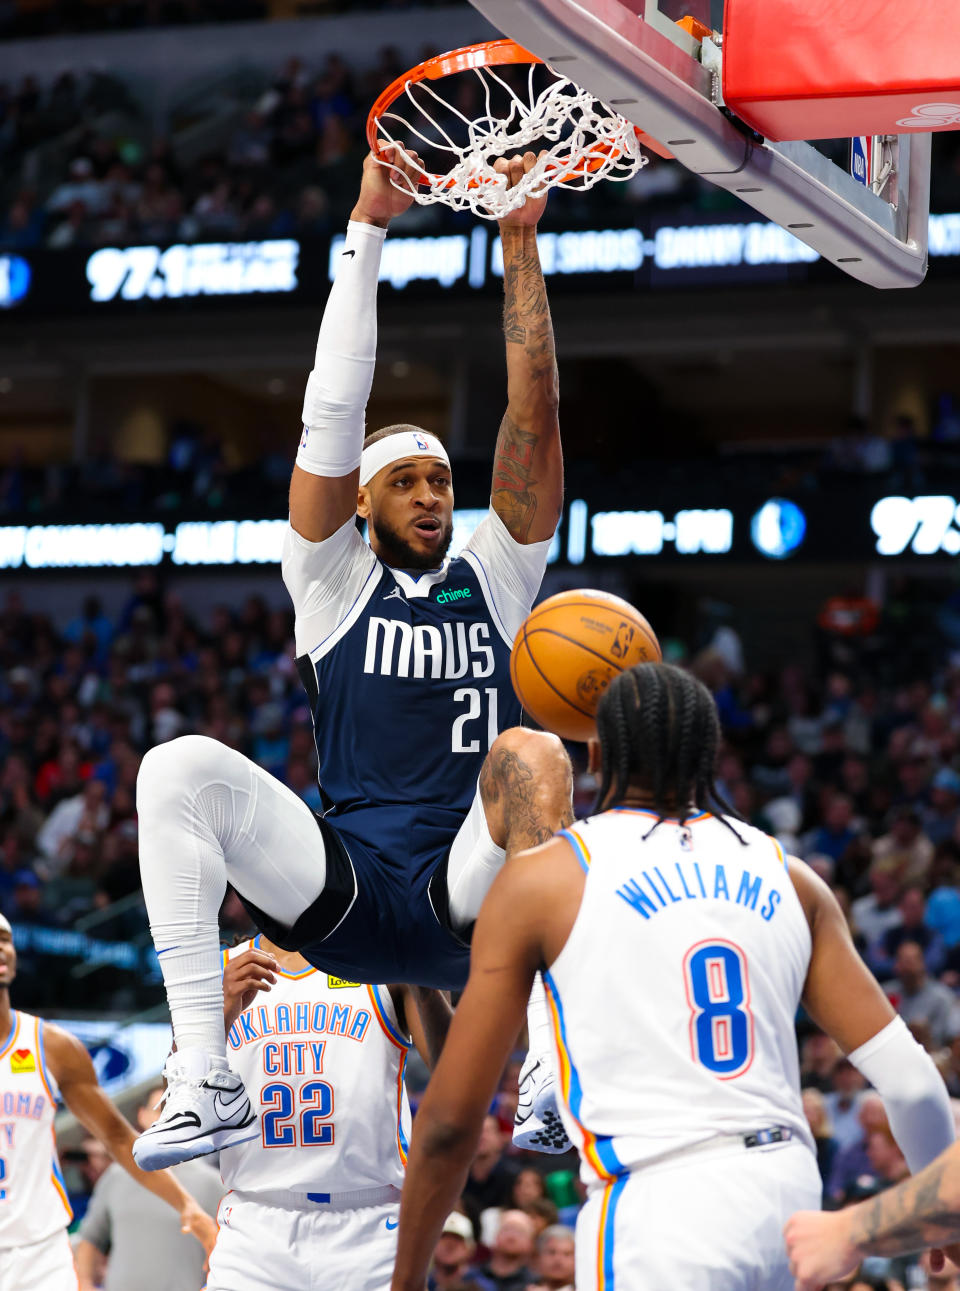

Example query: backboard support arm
[468,0,930,288]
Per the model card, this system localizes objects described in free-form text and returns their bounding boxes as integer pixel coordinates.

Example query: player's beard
[372,512,454,570]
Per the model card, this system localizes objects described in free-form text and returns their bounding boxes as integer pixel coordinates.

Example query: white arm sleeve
[459,507,554,642]
[848,1014,956,1173]
[282,517,377,657]
[296,219,386,478]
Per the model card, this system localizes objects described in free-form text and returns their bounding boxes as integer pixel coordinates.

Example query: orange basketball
[510,589,662,742]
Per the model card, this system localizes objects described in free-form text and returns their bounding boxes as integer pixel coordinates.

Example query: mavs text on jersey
[267,506,551,987]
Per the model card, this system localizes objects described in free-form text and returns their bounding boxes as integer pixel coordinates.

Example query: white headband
[0,913,11,934]
[359,431,450,486]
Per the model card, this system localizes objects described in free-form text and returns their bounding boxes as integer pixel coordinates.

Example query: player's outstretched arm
[75,1239,103,1291]
[786,1143,960,1290]
[44,1024,217,1256]
[391,848,552,1291]
[790,858,955,1176]
[394,985,454,1070]
[289,145,421,542]
[491,153,563,545]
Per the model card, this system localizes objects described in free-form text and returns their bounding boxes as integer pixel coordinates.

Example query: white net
[372,61,649,219]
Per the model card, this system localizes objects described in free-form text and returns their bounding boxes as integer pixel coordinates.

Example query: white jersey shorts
[0,1229,78,1291]
[575,1139,821,1291]
[205,1189,400,1291]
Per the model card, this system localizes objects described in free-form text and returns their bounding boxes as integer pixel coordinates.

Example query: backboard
[466,0,932,289]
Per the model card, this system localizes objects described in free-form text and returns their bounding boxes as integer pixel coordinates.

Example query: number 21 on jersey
[682,939,755,1079]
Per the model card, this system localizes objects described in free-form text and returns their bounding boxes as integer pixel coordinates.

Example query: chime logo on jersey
[10,1048,36,1074]
[327,975,360,989]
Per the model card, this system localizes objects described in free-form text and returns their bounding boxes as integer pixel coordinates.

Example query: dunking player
[133,145,573,1170]
[0,913,215,1291]
[391,664,956,1291]
[205,938,451,1290]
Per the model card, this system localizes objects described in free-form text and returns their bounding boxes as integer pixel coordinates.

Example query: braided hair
[594,662,744,841]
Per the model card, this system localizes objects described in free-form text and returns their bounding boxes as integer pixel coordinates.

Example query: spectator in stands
[510,1169,548,1212]
[7,868,55,926]
[887,940,960,1046]
[800,1032,842,1092]
[870,884,946,980]
[851,862,904,949]
[854,1128,909,1201]
[872,807,935,882]
[0,191,43,248]
[76,1086,222,1291]
[927,843,960,949]
[228,110,272,172]
[472,1211,537,1291]
[462,1116,519,1219]
[924,767,960,845]
[36,777,109,871]
[822,1056,867,1152]
[429,1213,494,1291]
[523,1198,559,1238]
[802,793,860,865]
[529,1225,575,1291]
[47,157,107,218]
[802,1087,839,1187]
[919,1249,960,1291]
[826,1094,888,1206]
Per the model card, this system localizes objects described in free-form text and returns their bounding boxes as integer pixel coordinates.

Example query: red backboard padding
[723,0,960,141]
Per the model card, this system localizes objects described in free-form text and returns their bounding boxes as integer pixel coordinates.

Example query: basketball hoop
[366,39,655,220]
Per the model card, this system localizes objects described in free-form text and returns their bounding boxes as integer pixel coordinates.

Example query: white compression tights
[137,735,328,1057]
[139,734,555,1070]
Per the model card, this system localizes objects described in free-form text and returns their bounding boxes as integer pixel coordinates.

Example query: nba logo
[414,434,428,451]
[679,827,693,852]
[300,426,309,449]
[611,622,635,660]
[221,1204,233,1226]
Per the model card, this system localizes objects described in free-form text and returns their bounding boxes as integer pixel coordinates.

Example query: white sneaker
[512,1055,573,1154]
[132,1050,258,1171]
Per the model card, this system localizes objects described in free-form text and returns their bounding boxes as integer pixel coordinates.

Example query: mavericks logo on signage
[0,255,31,309]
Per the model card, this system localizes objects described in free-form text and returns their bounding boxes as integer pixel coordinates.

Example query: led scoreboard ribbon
[5,496,960,570]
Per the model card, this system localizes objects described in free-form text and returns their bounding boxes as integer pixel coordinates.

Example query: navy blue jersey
[283,508,551,864]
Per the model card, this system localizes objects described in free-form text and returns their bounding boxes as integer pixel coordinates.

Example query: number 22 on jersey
[682,940,755,1079]
[261,1081,335,1148]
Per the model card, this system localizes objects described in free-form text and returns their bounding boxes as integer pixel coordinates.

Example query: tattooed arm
[392,836,582,1291]
[491,153,563,544]
[784,1143,960,1290]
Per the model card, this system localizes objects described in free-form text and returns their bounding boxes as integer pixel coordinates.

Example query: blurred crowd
[0,0,451,41]
[7,405,960,524]
[0,52,405,251]
[2,40,960,255]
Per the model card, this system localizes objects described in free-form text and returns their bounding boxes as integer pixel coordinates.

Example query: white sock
[150,920,226,1058]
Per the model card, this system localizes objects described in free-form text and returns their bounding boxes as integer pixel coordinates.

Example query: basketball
[510,589,662,742]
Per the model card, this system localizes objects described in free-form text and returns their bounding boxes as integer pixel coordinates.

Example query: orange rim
[365,38,654,190]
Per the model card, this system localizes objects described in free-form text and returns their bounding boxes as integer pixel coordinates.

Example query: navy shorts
[238,809,470,990]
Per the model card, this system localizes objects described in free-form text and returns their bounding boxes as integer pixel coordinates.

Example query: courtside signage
[86,240,299,302]
[3,210,955,315]
[10,496,960,570]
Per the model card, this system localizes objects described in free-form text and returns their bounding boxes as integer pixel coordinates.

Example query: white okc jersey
[0,1011,72,1249]
[220,940,411,1196]
[546,810,814,1187]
